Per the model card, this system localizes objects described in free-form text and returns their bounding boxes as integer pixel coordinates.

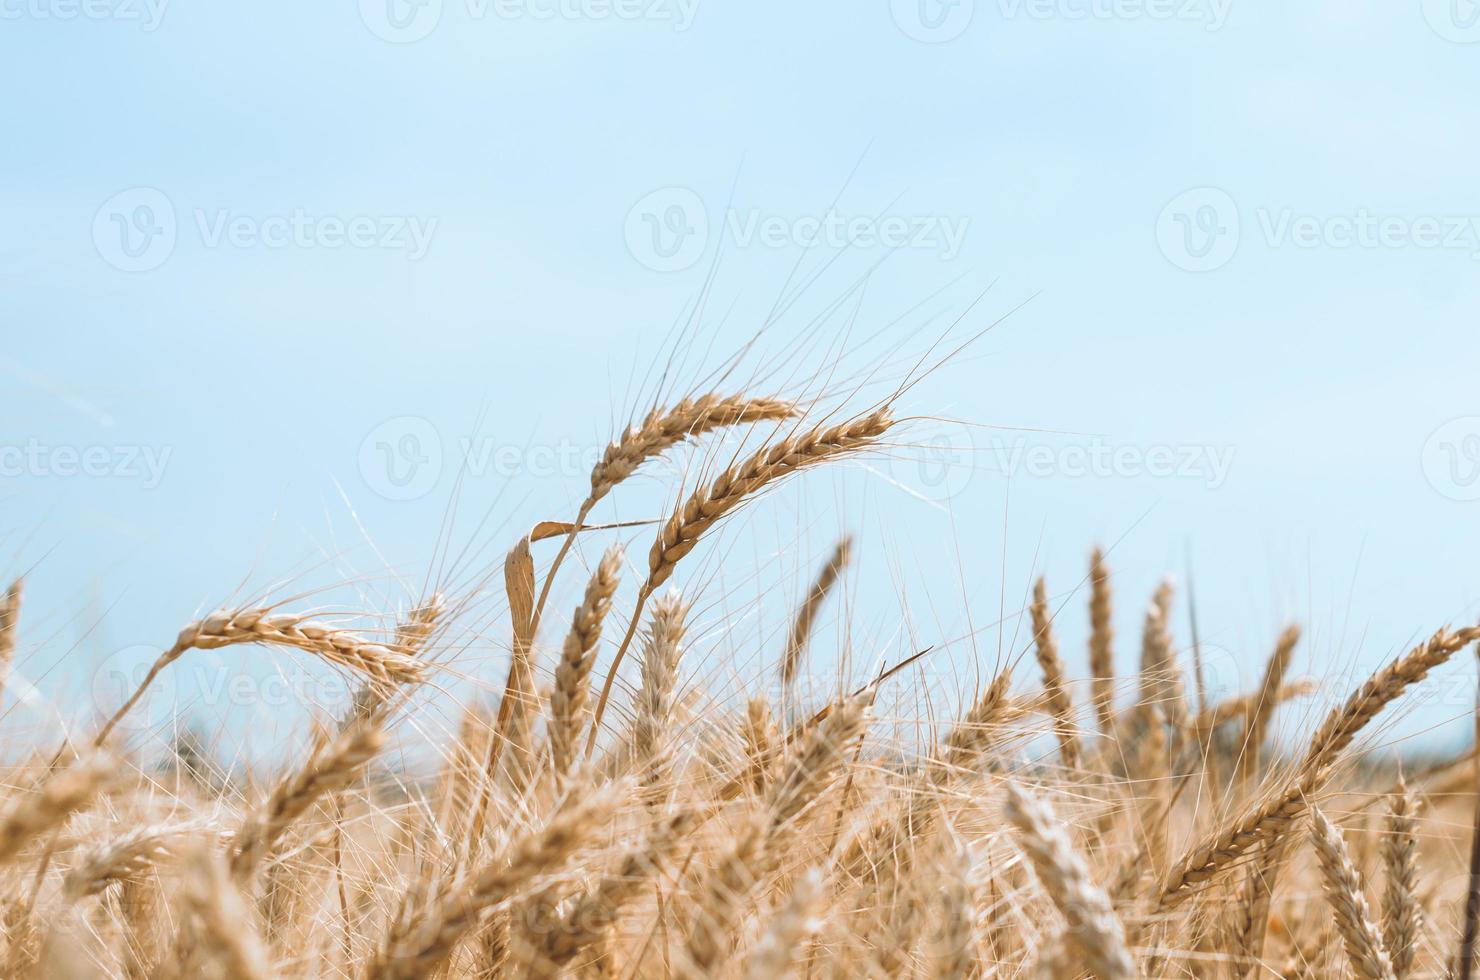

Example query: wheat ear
[631,590,688,795]
[780,535,852,688]
[180,846,272,980]
[1160,625,1480,908]
[743,869,824,980]
[1030,577,1079,769]
[0,753,112,864]
[367,780,622,980]
[1236,624,1301,788]
[230,721,385,879]
[685,693,872,973]
[1382,779,1423,979]
[587,408,893,754]
[1310,805,1396,980]
[96,606,423,744]
[530,394,798,632]
[1088,548,1115,738]
[548,545,622,779]
[1004,783,1135,980]
[63,820,209,899]
[535,808,697,973]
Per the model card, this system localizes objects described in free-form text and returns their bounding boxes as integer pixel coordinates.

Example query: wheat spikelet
[63,820,209,899]
[1236,624,1301,787]
[630,590,688,794]
[1003,783,1134,980]
[743,869,823,980]
[1382,779,1423,979]
[367,779,622,980]
[548,546,623,778]
[230,721,386,879]
[1030,577,1079,769]
[1088,548,1115,739]
[1310,805,1396,980]
[0,753,113,864]
[780,536,852,688]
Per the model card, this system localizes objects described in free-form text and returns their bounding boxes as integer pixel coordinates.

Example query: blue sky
[4,0,1480,758]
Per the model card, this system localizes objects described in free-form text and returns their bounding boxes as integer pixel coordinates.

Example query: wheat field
[2,384,1477,979]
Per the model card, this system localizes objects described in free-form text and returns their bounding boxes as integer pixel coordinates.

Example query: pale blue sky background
[4,0,1480,760]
